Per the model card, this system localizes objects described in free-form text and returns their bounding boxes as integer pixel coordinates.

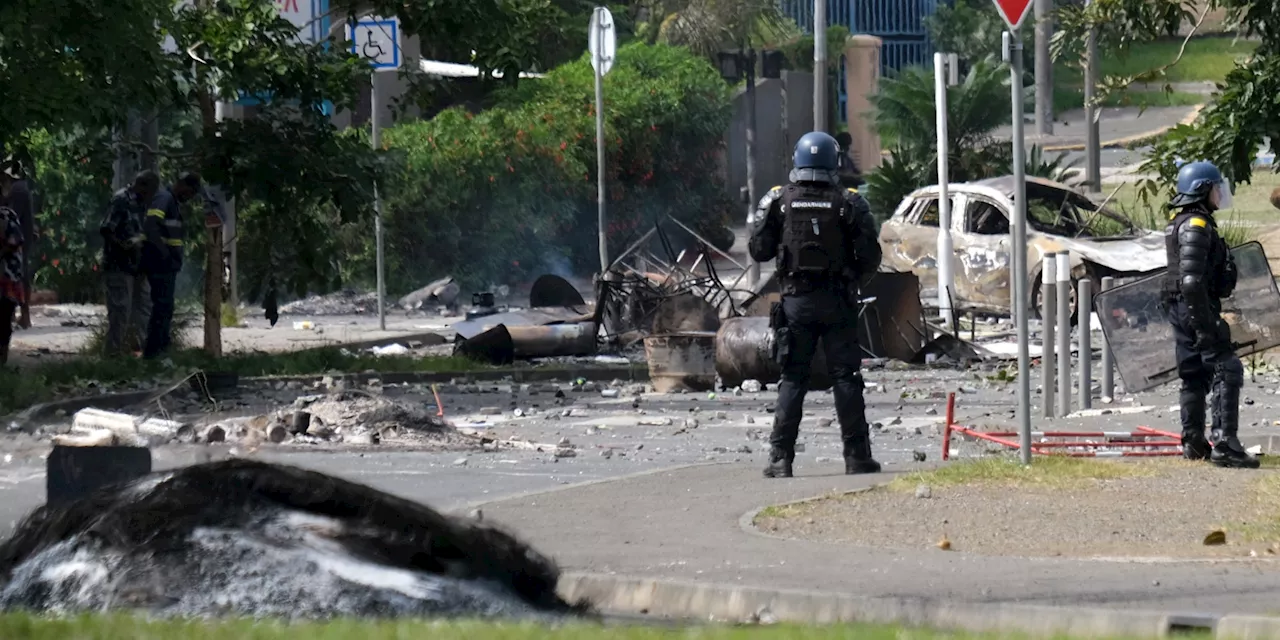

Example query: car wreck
[879,176,1166,320]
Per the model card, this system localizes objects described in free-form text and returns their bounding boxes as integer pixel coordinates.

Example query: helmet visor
[1214,179,1233,211]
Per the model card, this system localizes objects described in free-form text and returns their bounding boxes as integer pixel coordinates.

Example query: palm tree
[865,56,1080,217]
[636,0,800,57]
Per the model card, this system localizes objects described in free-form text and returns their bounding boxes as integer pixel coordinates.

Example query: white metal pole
[1056,251,1072,417]
[1041,252,1056,418]
[1078,279,1093,410]
[934,53,954,328]
[1100,276,1115,401]
[1006,32,1032,465]
[372,72,386,331]
[814,0,827,131]
[594,9,609,273]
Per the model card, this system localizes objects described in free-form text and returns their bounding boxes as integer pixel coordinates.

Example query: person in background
[0,202,25,366]
[0,160,32,337]
[834,132,864,189]
[1161,160,1257,468]
[101,171,160,356]
[142,172,202,359]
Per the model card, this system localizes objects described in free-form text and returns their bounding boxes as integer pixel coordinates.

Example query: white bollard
[1056,252,1072,417]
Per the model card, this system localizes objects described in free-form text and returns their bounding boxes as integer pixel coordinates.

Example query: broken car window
[966,200,1009,235]
[913,199,941,227]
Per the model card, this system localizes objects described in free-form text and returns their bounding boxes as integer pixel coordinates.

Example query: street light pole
[813,0,827,132]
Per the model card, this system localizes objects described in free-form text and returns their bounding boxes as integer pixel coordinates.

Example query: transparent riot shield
[1093,241,1280,393]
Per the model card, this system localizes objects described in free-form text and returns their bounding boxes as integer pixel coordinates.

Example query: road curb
[1217,616,1280,639]
[556,572,1224,637]
[1041,104,1205,153]
[13,365,649,422]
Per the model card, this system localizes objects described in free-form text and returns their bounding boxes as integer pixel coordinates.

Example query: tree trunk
[197,84,223,358]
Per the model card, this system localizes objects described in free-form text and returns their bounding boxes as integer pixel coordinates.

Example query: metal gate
[780,0,944,122]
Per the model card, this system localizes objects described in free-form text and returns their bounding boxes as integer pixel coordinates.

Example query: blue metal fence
[779,0,945,122]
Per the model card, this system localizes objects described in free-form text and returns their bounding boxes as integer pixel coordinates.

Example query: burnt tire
[1029,269,1099,327]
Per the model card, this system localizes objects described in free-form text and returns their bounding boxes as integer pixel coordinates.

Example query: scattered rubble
[280,289,381,316]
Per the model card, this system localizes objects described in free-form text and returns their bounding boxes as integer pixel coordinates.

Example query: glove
[1193,319,1228,351]
[1221,257,1238,296]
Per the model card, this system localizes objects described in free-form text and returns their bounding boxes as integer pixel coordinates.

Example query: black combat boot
[1209,381,1259,469]
[843,434,881,475]
[763,447,794,478]
[1180,383,1211,460]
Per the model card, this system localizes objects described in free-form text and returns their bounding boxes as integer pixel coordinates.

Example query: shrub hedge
[380,42,735,292]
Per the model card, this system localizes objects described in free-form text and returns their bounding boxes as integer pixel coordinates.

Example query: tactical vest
[778,183,847,278]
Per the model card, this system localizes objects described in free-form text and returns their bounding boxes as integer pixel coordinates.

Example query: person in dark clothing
[0,203,24,366]
[142,172,202,359]
[101,171,160,356]
[0,160,33,336]
[1162,160,1257,469]
[748,131,883,478]
[834,132,863,189]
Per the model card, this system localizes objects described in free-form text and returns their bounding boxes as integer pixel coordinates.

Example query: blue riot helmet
[791,131,840,183]
[1170,160,1232,210]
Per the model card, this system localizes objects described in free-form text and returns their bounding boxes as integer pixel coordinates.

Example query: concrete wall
[724,71,815,208]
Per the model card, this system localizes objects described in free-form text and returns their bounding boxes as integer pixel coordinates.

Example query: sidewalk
[480,461,1280,616]
[991,105,1201,152]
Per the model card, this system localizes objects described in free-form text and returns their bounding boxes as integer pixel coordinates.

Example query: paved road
[5,366,1280,615]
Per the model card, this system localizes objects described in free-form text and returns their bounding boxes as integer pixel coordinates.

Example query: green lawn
[1107,171,1280,226]
[1051,36,1256,113]
[0,616,1211,640]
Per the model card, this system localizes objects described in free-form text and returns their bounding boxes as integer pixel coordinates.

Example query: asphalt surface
[6,360,1280,616]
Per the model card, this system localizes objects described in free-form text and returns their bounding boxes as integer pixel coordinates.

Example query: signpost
[349,16,401,331]
[589,7,616,273]
[994,0,1033,465]
[934,52,955,329]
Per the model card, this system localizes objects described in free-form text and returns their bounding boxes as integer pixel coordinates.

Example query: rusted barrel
[644,332,718,393]
[714,317,831,391]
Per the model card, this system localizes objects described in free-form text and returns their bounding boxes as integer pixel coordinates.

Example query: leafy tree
[1053,0,1267,204]
[0,0,174,157]
[379,43,735,292]
[636,0,798,56]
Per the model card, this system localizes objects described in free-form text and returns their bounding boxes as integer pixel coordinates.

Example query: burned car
[879,176,1166,321]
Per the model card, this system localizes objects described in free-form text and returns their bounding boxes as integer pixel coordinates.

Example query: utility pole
[813,0,827,132]
[1084,0,1101,193]
[745,47,758,261]
[1034,0,1054,135]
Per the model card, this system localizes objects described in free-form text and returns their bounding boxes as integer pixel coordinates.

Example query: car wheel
[1029,269,1096,327]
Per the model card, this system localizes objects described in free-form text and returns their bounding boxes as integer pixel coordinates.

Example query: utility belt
[779,271,851,296]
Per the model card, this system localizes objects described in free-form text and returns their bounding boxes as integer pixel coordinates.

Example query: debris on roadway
[0,459,583,619]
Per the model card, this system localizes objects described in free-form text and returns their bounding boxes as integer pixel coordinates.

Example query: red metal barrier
[941,393,1183,460]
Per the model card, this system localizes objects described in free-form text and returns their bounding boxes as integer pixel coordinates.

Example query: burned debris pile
[0,459,584,619]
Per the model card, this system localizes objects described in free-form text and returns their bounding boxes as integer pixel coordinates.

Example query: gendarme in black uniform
[1163,160,1257,468]
[748,131,882,478]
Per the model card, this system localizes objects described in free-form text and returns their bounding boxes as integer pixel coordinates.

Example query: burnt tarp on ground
[0,460,585,619]
[1094,241,1280,393]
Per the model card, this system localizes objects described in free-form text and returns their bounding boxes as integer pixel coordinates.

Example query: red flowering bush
[381,43,734,291]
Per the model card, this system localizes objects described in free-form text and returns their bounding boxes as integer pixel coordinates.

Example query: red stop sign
[992,0,1033,30]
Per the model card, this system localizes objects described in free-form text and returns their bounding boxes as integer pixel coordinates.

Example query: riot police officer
[748,131,882,478]
[1164,160,1258,469]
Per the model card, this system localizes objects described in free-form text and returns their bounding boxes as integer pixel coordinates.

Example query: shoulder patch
[1189,217,1208,229]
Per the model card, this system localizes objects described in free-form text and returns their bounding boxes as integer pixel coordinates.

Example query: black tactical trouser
[1167,298,1243,439]
[769,287,872,460]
